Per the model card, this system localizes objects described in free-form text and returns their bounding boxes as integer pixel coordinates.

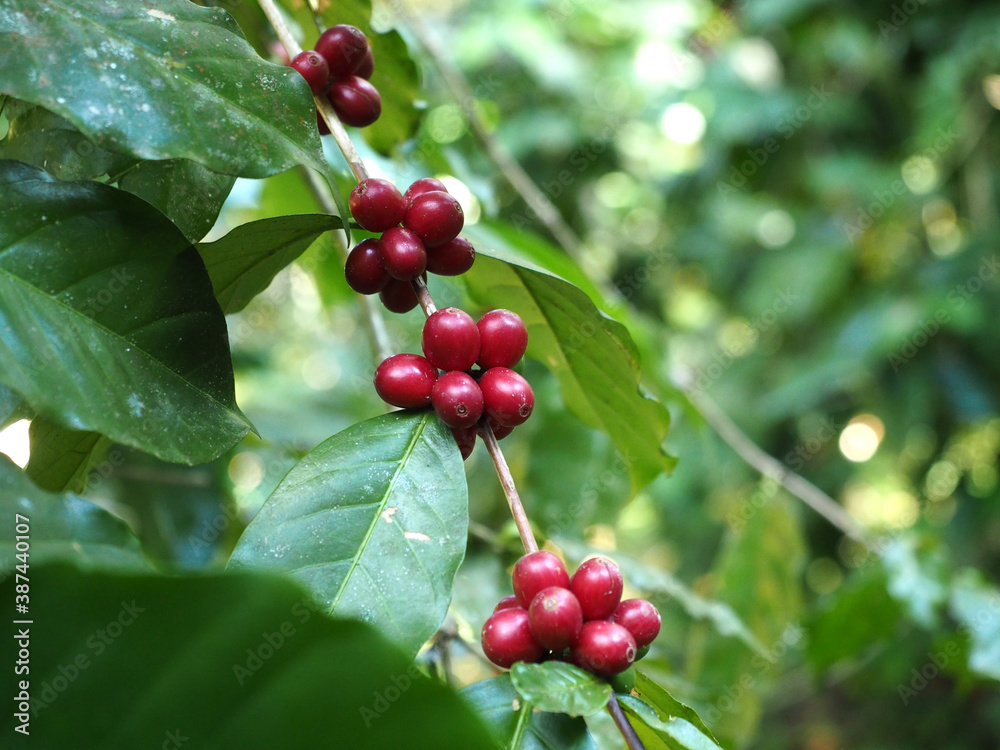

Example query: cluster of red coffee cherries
[289,24,381,129]
[345,177,474,313]
[481,552,661,678]
[374,307,533,458]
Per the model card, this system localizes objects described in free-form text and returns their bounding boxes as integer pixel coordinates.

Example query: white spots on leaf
[404,531,430,542]
[147,8,176,22]
[381,507,398,523]
[127,394,145,417]
[84,48,98,59]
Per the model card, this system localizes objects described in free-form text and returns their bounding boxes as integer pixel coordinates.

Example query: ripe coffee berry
[373,353,437,408]
[345,238,388,294]
[432,371,484,429]
[528,586,583,651]
[493,595,521,614]
[349,178,405,232]
[477,310,528,369]
[290,50,329,95]
[328,76,381,128]
[570,621,636,677]
[570,557,624,621]
[403,191,464,247]
[426,236,476,276]
[378,227,427,280]
[355,47,375,80]
[421,307,480,371]
[481,608,544,669]
[315,24,369,78]
[480,367,534,427]
[452,425,477,461]
[378,277,419,313]
[317,110,330,135]
[403,177,449,207]
[611,599,661,648]
[487,418,515,440]
[512,551,570,608]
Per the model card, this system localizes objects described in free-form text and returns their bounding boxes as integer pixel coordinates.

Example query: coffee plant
[2,0,999,748]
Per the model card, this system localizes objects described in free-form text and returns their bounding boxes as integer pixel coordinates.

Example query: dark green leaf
[24,417,111,493]
[619,695,724,750]
[198,213,344,314]
[510,661,612,716]
[118,159,236,243]
[0,160,251,464]
[463,674,600,750]
[0,455,148,572]
[228,411,468,657]
[948,569,1000,681]
[0,382,25,427]
[0,102,131,180]
[633,672,721,746]
[465,249,674,491]
[0,0,328,179]
[0,565,495,748]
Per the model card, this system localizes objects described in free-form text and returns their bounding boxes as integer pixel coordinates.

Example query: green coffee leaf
[510,661,613,717]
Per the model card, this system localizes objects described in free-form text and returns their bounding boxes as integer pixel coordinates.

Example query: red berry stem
[607,692,645,750]
[410,274,438,317]
[478,420,538,554]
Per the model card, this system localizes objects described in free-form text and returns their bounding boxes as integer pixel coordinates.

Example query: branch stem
[479,421,538,554]
[607,696,645,750]
[411,275,438,317]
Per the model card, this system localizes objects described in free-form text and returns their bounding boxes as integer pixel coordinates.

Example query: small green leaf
[198,213,344,314]
[0,455,148,572]
[118,159,236,243]
[0,160,251,465]
[0,564,496,748]
[463,674,600,750]
[619,695,724,750]
[0,0,328,179]
[228,411,468,657]
[949,569,1000,681]
[633,672,721,746]
[24,417,111,493]
[510,661,613,717]
[465,249,674,492]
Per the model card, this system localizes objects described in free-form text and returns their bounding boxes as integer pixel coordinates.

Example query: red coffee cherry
[481,608,545,669]
[403,191,464,247]
[570,557,624,621]
[421,307,480,371]
[378,277,419,313]
[378,227,427,280]
[373,353,438,408]
[328,76,381,128]
[345,238,388,294]
[486,417,515,440]
[290,50,329,95]
[355,47,375,79]
[317,110,330,135]
[477,309,528,369]
[570,621,636,677]
[349,178,405,232]
[404,177,449,207]
[512,551,570,608]
[315,24,369,78]
[493,595,521,614]
[452,425,477,461]
[432,371,484,429]
[426,236,476,276]
[528,586,584,651]
[479,367,533,427]
[611,599,661,648]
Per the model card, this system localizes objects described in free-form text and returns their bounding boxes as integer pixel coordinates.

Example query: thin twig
[478,421,538,554]
[300,167,393,363]
[400,7,586,263]
[607,696,646,750]
[680,380,871,544]
[411,274,438,316]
